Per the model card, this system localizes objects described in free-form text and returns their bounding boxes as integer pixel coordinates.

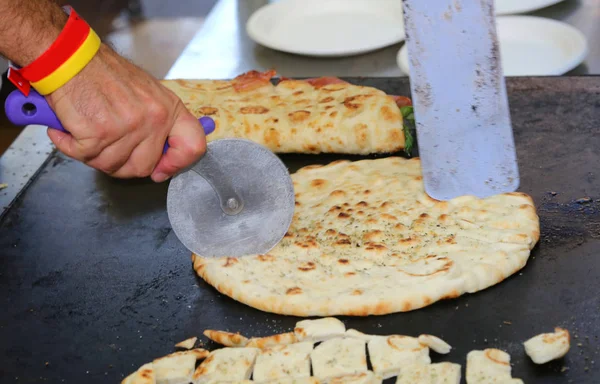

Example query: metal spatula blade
[402,0,519,201]
[167,139,295,258]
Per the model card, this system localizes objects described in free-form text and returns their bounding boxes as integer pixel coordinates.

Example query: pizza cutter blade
[4,89,296,258]
[166,138,296,258]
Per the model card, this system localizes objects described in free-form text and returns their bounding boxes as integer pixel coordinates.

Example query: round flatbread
[192,157,540,316]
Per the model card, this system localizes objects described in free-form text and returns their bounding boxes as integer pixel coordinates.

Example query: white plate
[397,16,588,77]
[495,0,566,15]
[246,0,405,57]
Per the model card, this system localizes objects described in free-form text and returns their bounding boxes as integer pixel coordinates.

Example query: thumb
[47,127,79,159]
[151,111,207,183]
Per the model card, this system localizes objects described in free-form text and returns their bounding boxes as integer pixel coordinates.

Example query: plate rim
[495,0,566,16]
[397,15,588,77]
[246,0,406,58]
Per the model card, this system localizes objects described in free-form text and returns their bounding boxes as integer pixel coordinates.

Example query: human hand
[44,44,206,182]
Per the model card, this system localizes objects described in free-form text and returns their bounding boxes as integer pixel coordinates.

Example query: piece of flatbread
[161,71,407,155]
[253,341,314,382]
[193,347,259,384]
[523,327,570,364]
[266,378,320,384]
[204,330,249,347]
[175,336,197,350]
[247,332,298,349]
[417,335,452,354]
[324,371,382,384]
[122,363,156,384]
[192,157,540,316]
[395,363,461,384]
[310,338,368,380]
[466,349,523,384]
[153,349,209,384]
[294,318,346,343]
[368,335,431,379]
[344,329,374,342]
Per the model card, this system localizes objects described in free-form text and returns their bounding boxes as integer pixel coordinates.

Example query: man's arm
[0,0,207,182]
[0,0,68,66]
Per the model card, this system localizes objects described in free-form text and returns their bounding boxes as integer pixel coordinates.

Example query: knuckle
[89,113,112,142]
[99,164,120,175]
[86,157,120,175]
[132,161,155,178]
[147,101,170,125]
[184,139,206,160]
[94,126,111,143]
[125,111,144,131]
[78,139,103,162]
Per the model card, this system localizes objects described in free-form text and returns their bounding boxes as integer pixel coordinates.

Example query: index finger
[151,110,209,182]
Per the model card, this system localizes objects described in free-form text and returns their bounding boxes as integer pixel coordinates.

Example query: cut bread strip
[395,362,461,384]
[193,347,260,384]
[204,330,249,347]
[253,342,314,382]
[523,327,570,364]
[417,335,452,354]
[247,332,298,349]
[311,338,368,380]
[153,349,209,384]
[175,336,197,350]
[466,349,523,384]
[368,336,430,379]
[294,318,346,343]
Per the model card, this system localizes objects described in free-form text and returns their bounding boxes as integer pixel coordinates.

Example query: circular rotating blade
[167,139,295,258]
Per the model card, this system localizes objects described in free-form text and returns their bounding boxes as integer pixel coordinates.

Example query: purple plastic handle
[4,89,216,154]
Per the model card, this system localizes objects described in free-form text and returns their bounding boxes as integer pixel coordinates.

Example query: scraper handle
[4,89,216,153]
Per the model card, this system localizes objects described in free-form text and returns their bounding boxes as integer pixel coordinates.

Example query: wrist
[28,6,69,65]
[8,6,101,96]
[46,43,114,100]
[2,3,68,67]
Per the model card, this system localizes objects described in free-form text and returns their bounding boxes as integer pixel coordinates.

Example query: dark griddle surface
[2,77,600,383]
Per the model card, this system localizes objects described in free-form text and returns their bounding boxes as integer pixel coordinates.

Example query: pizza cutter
[5,89,296,258]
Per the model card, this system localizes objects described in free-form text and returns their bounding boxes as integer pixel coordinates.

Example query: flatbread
[344,329,374,342]
[266,378,320,384]
[193,157,540,316]
[395,363,461,384]
[206,381,253,384]
[162,71,408,155]
[523,327,570,364]
[294,318,346,343]
[153,349,209,384]
[417,335,452,354]
[204,330,249,347]
[247,332,298,349]
[175,336,197,350]
[466,349,523,384]
[324,371,382,384]
[122,363,156,384]
[310,338,368,380]
[193,347,259,384]
[253,341,313,381]
[367,336,430,379]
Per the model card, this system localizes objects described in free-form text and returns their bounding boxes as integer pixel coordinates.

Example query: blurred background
[0,0,598,154]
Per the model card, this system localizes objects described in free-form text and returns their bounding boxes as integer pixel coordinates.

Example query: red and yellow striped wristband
[8,6,101,96]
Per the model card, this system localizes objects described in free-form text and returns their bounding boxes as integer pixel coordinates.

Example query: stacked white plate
[246,0,587,76]
[495,0,567,15]
[397,16,588,77]
[246,0,406,57]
